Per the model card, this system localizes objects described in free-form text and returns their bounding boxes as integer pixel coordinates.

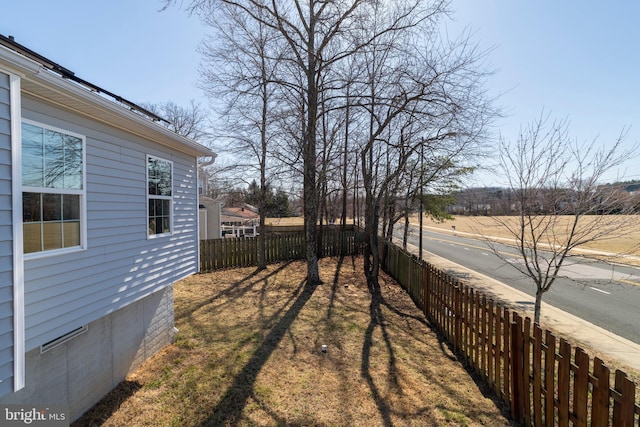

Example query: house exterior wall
[18,94,199,352]
[0,90,200,419]
[0,286,174,421]
[0,38,213,423]
[0,71,13,397]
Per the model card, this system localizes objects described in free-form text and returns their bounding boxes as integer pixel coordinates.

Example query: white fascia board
[0,45,41,77]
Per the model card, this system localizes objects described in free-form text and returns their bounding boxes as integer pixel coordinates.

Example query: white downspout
[10,73,25,392]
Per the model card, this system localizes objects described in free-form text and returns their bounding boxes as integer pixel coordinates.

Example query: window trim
[21,118,87,259]
[146,154,174,239]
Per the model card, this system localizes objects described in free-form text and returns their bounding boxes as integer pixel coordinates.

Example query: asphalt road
[396,226,640,345]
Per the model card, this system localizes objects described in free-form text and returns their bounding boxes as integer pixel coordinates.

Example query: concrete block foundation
[0,286,175,422]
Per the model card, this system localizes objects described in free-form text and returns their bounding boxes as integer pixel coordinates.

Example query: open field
[267,216,306,226]
[268,215,640,257]
[418,215,640,257]
[74,258,513,426]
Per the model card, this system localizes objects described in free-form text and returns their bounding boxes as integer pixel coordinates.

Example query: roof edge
[0,42,214,158]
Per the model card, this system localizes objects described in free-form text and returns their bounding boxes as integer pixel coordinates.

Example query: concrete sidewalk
[401,240,640,375]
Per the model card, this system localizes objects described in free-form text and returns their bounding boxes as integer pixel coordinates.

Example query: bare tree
[164,0,423,285]
[196,2,285,270]
[164,0,495,287]
[492,113,638,324]
[141,100,210,142]
[355,3,496,286]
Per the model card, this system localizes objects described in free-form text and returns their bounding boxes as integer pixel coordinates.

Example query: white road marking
[590,287,611,295]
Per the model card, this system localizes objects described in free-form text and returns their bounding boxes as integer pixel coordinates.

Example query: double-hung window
[21,121,85,255]
[147,155,173,237]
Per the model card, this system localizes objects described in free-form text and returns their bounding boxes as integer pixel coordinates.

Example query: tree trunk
[363,184,381,286]
[304,9,320,285]
[341,93,350,230]
[402,209,410,251]
[257,56,269,271]
[534,289,543,324]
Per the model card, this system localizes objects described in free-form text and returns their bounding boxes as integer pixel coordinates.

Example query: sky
[1,1,638,185]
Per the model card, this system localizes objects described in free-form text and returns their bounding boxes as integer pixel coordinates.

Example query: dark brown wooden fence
[200,225,363,272]
[381,240,640,427]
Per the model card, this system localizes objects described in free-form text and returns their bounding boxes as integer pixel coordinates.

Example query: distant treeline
[448,180,640,216]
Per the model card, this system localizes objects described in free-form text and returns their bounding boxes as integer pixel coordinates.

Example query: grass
[74,257,514,426]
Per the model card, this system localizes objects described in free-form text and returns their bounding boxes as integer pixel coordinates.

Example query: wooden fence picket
[557,339,571,426]
[613,370,636,427]
[572,348,589,427]
[532,324,543,427]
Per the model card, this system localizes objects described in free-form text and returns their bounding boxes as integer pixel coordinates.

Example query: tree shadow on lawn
[434,327,515,424]
[75,258,515,426]
[74,262,312,427]
[72,381,141,426]
[179,261,295,321]
[361,277,398,427]
[197,276,321,427]
[327,255,352,319]
[360,272,516,427]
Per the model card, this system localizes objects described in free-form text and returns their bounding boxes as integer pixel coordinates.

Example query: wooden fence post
[502,307,511,405]
[493,301,501,395]
[454,283,461,354]
[481,295,487,380]
[487,299,494,391]
[422,264,430,318]
[532,324,543,427]
[474,291,480,372]
[510,313,524,422]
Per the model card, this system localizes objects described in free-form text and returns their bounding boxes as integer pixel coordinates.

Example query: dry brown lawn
[418,215,640,257]
[268,215,640,256]
[74,258,513,426]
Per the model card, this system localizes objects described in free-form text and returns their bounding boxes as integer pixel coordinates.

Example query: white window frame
[21,118,87,259]
[146,154,174,238]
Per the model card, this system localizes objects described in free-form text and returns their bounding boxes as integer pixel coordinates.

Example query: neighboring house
[221,204,259,237]
[199,196,223,240]
[0,36,212,421]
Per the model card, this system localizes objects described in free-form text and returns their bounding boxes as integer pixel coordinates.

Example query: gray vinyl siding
[0,71,13,397]
[20,95,199,350]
